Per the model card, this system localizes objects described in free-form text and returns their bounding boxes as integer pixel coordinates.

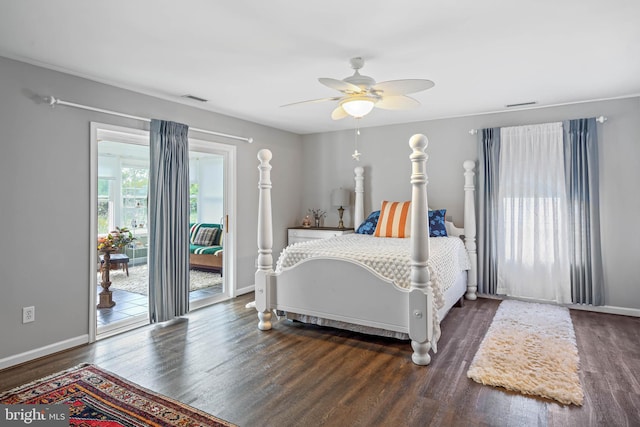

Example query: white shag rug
[467,299,584,406]
[99,264,222,295]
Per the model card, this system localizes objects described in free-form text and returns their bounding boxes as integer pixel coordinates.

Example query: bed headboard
[352,162,475,240]
[350,158,477,301]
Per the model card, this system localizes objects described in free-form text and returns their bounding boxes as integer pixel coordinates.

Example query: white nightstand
[287,227,354,245]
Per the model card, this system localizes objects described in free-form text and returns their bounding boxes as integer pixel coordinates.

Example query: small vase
[314,217,320,228]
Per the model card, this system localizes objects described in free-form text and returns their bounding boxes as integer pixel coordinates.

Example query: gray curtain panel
[148,119,191,322]
[563,118,604,305]
[477,128,501,295]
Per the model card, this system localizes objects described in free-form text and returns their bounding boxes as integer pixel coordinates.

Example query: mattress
[277,234,470,292]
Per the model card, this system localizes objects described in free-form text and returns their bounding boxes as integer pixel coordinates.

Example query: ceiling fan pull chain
[352,119,362,161]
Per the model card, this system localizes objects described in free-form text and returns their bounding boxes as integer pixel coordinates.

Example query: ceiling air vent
[181,94,209,103]
[505,101,537,108]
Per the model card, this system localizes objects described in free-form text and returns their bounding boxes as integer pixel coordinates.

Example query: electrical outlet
[22,306,35,323]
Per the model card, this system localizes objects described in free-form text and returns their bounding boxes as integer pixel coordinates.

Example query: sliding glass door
[93,128,151,338]
[186,145,229,310]
[90,123,236,341]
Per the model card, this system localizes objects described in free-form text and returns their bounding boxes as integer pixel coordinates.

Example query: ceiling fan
[282,57,435,120]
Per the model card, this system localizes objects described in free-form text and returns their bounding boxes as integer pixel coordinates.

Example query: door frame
[89,122,237,343]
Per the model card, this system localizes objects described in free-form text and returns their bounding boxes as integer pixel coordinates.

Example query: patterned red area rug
[0,364,236,427]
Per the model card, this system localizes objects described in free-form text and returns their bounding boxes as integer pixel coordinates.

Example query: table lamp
[331,188,350,229]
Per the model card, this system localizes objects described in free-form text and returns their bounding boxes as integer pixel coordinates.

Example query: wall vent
[505,101,537,108]
[181,94,209,103]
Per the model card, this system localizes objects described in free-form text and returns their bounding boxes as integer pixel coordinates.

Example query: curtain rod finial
[43,96,58,107]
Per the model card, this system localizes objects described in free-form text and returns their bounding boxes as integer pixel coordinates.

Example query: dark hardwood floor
[1,294,639,426]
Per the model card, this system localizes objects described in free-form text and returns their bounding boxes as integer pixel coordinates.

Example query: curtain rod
[468,116,608,135]
[43,95,254,143]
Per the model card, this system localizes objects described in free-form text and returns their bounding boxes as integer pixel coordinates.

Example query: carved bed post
[256,149,273,330]
[408,134,433,365]
[354,166,364,230]
[463,160,478,300]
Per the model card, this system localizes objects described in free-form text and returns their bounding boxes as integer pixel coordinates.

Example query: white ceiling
[1,0,639,135]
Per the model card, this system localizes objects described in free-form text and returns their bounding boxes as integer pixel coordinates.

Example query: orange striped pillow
[374,201,412,237]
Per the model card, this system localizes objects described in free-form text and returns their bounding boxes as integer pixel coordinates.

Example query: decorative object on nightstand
[302,215,311,228]
[331,188,350,229]
[308,208,326,228]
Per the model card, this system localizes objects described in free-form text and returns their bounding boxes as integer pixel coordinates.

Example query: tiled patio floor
[97,284,222,327]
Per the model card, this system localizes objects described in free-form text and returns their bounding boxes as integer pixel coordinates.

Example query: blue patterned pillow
[356,210,380,235]
[428,209,448,237]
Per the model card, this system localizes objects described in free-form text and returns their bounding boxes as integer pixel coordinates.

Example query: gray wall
[1,53,637,364]
[0,56,303,360]
[301,97,640,310]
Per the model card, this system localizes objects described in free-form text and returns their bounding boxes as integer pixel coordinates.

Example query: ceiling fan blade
[372,79,434,96]
[280,97,341,107]
[331,105,349,120]
[375,95,421,110]
[319,78,362,94]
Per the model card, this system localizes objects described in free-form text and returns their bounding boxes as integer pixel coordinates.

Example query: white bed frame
[255,134,477,365]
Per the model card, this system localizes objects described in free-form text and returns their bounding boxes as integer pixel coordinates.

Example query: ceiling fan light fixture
[284,57,434,121]
[341,96,376,118]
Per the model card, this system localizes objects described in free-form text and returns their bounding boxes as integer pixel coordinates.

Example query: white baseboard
[478,294,640,317]
[569,304,640,317]
[0,335,89,371]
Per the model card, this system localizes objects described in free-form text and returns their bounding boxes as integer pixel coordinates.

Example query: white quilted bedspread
[276,233,470,299]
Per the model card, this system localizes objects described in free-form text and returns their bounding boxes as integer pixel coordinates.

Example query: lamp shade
[340,96,375,118]
[331,188,350,207]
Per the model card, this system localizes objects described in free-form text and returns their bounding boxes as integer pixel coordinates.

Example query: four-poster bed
[255,134,477,365]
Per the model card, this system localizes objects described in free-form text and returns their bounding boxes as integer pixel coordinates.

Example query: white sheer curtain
[496,122,571,303]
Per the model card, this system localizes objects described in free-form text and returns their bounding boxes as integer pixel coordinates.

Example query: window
[188,154,224,223]
[97,178,114,235]
[121,166,148,230]
[496,123,571,303]
[190,183,199,223]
